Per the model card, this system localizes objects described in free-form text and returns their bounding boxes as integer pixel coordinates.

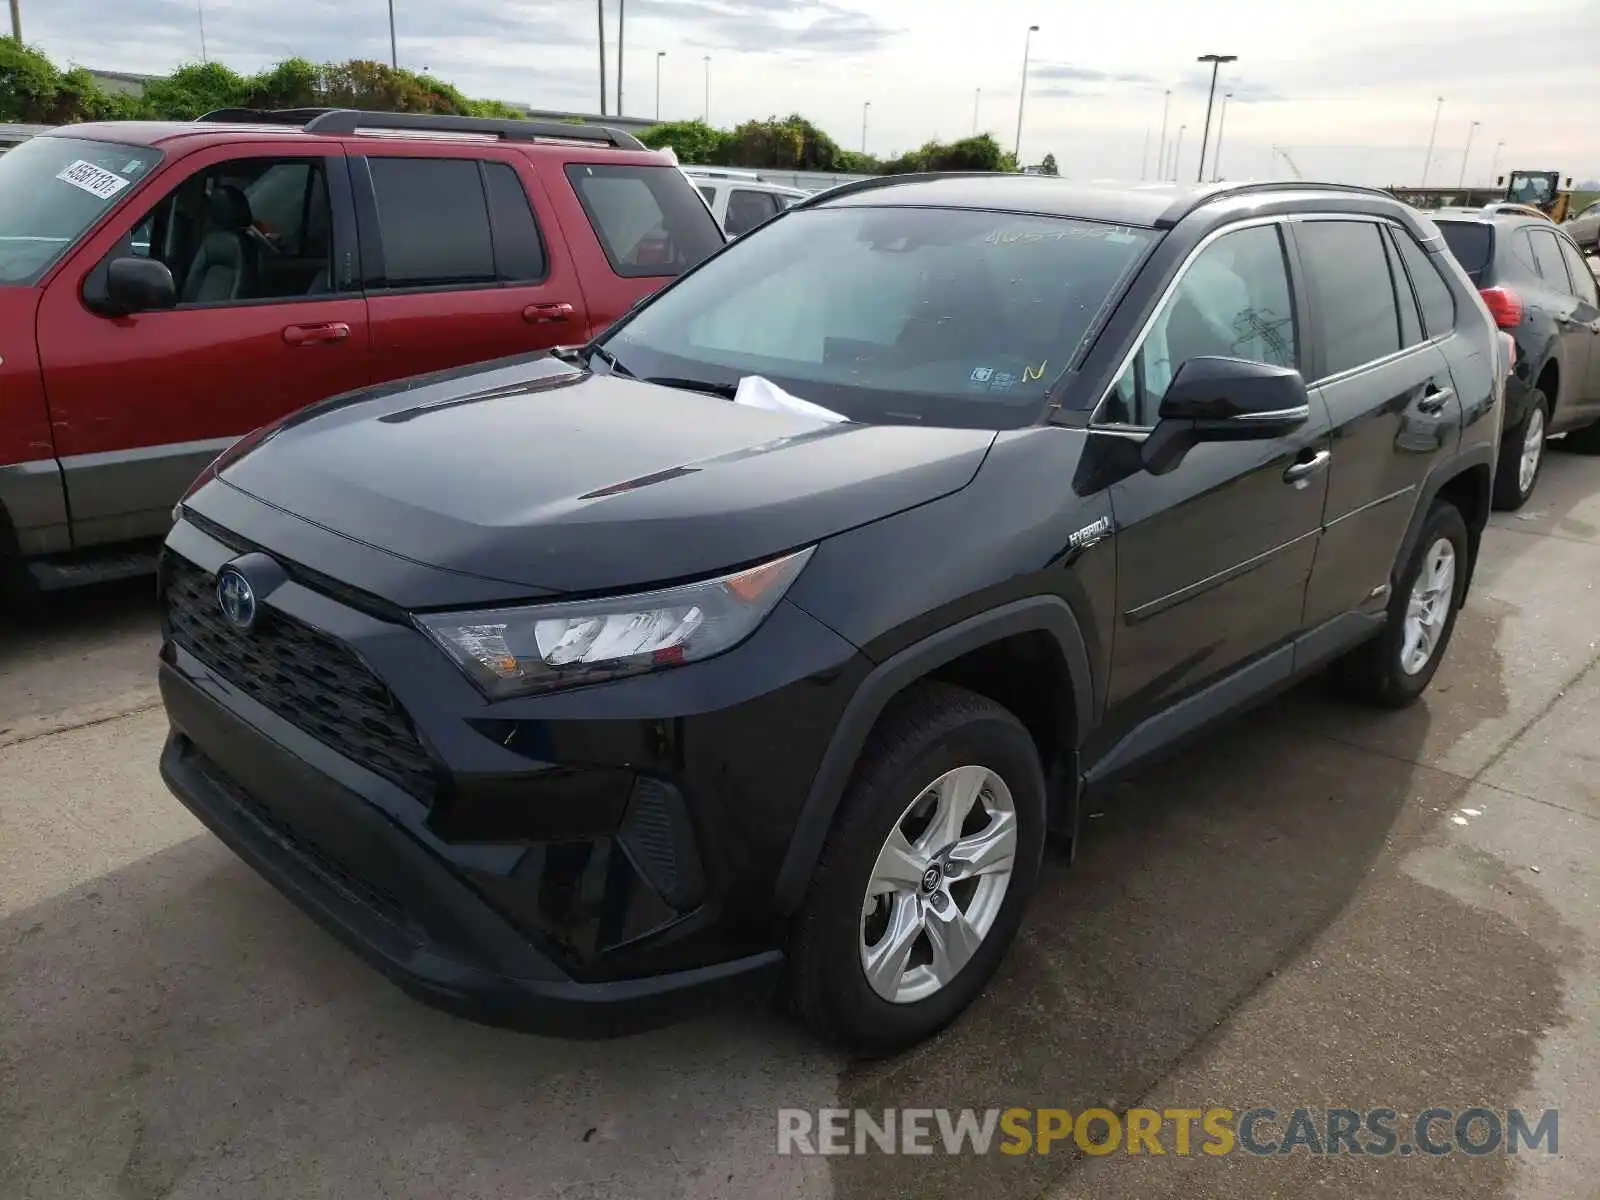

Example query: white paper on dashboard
[733,375,848,424]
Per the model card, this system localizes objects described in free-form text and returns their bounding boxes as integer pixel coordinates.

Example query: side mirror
[102,257,178,316]
[1497,174,1506,186]
[1141,356,1310,476]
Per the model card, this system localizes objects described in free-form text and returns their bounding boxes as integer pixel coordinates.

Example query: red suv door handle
[283,322,351,346]
[523,302,575,325]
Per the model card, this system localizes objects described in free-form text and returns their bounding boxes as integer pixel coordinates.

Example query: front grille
[165,555,437,801]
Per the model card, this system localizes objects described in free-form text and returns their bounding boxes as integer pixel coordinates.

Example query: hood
[218,357,996,596]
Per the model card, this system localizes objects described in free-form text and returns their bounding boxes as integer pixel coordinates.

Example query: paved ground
[3,451,1599,1200]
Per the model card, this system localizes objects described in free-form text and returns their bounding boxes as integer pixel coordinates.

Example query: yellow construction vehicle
[1387,170,1574,222]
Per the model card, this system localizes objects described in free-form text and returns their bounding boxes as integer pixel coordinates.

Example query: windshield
[599,206,1155,429]
[0,137,162,285]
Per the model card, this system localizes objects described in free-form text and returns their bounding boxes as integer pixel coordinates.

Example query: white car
[682,168,809,236]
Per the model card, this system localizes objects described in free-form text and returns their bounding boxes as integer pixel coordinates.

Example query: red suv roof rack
[193,107,647,151]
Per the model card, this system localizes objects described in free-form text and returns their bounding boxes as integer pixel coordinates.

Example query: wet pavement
[2,450,1597,1200]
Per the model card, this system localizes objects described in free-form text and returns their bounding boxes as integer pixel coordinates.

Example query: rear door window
[1296,220,1402,377]
[726,189,780,236]
[1528,229,1571,290]
[368,157,495,288]
[564,163,724,277]
[1391,226,1457,337]
[1557,236,1598,305]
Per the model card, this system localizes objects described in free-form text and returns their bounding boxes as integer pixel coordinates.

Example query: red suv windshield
[0,136,162,285]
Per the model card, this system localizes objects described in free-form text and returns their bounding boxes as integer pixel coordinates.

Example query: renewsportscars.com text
[776,1106,1559,1157]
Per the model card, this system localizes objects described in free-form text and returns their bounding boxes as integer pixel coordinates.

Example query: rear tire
[788,683,1046,1057]
[1331,501,1469,709]
[1492,390,1549,510]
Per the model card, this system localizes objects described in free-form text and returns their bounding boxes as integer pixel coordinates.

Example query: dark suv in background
[158,177,1499,1054]
[1433,211,1600,507]
[0,109,723,599]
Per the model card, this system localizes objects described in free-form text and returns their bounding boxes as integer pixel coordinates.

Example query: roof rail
[306,109,646,149]
[1156,179,1400,227]
[196,107,342,126]
[194,106,647,150]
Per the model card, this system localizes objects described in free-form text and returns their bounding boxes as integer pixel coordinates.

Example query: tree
[140,62,248,119]
[637,119,730,164]
[880,133,1013,176]
[1039,153,1059,176]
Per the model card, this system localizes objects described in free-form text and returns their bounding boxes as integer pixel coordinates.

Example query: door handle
[1283,449,1331,486]
[282,322,351,346]
[523,301,575,325]
[1417,386,1454,415]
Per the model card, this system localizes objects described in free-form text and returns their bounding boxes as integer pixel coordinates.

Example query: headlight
[417,547,815,699]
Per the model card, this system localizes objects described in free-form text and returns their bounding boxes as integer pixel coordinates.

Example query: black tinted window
[726,189,779,236]
[1392,226,1456,337]
[482,162,547,283]
[1383,228,1424,347]
[565,163,724,278]
[1528,229,1570,290]
[1558,236,1598,305]
[1436,221,1493,283]
[1298,220,1401,376]
[697,185,717,206]
[369,157,494,287]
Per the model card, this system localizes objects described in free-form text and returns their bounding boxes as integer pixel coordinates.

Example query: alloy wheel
[1401,538,1456,676]
[858,765,1017,1004]
[1519,405,1545,497]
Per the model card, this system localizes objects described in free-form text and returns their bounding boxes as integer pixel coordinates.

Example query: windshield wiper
[582,343,637,379]
[643,376,739,400]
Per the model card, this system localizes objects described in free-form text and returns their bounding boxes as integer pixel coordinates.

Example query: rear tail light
[1479,285,1523,329]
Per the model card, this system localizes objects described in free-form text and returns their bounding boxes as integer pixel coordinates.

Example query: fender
[1393,444,1495,598]
[772,594,1093,912]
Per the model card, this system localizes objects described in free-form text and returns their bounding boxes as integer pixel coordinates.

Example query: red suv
[0,108,724,596]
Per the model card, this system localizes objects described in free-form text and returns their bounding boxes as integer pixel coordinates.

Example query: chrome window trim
[1089,210,1449,435]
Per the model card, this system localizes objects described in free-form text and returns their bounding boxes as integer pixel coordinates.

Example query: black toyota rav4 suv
[159,176,1501,1054]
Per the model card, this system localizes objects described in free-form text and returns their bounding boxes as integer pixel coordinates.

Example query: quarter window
[1296,220,1401,377]
[1103,223,1297,427]
[1391,226,1457,338]
[368,157,495,287]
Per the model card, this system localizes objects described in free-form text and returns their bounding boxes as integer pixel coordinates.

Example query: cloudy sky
[23,0,1600,186]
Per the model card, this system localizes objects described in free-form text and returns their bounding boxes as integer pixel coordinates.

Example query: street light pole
[617,0,625,116]
[655,51,665,121]
[702,56,710,124]
[8,0,19,42]
[1211,90,1232,181]
[973,87,981,135]
[1490,138,1505,184]
[1172,124,1186,181]
[386,0,395,69]
[1458,120,1479,188]
[1014,24,1039,163]
[198,1,208,63]
[862,101,870,154]
[1421,96,1443,185]
[1194,53,1236,183]
[596,0,607,116]
[1156,89,1171,184]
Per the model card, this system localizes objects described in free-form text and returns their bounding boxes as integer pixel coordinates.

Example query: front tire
[788,683,1046,1056]
[1493,390,1549,510]
[1332,501,1470,708]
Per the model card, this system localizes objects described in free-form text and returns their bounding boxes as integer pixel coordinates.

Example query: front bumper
[157,511,866,1034]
